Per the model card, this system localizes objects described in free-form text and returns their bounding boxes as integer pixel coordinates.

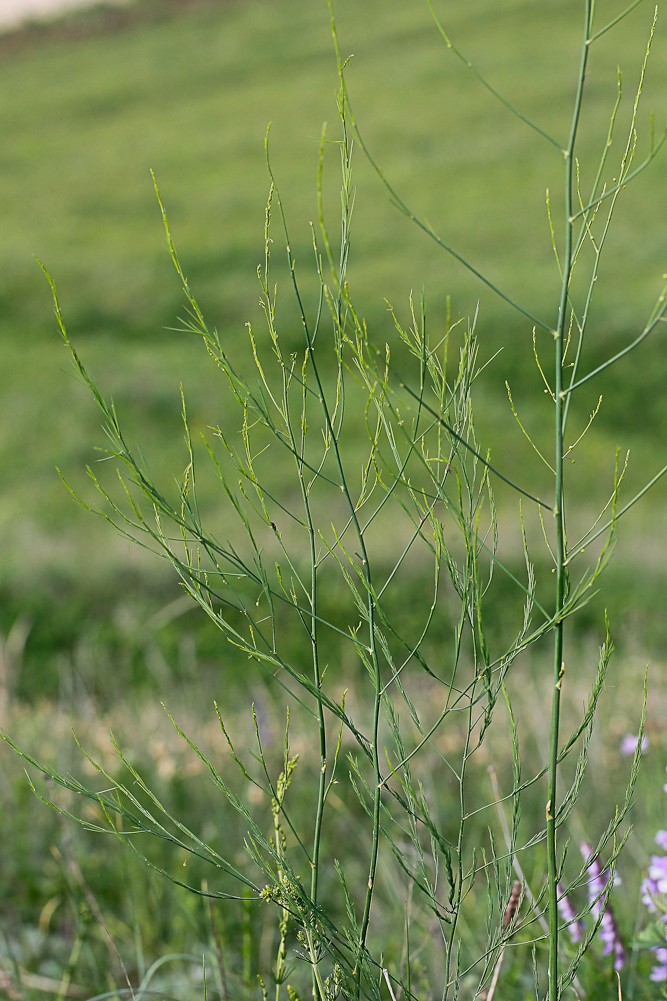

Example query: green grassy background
[2,0,666,649]
[1,0,667,995]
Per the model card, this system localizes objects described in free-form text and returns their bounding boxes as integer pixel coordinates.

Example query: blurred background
[0,0,130,31]
[0,0,666,995]
[1,0,666,695]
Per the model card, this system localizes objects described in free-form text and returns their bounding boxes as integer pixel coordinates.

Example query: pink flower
[640,770,667,982]
[619,733,649,756]
[649,944,667,983]
[580,843,624,971]
[557,883,584,942]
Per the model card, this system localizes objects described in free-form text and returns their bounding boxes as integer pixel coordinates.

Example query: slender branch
[424,0,563,150]
[401,381,553,510]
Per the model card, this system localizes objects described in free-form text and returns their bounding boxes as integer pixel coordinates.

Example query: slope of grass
[0,0,665,669]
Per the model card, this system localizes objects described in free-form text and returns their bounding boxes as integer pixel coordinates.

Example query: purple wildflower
[640,770,667,982]
[619,733,649,757]
[642,850,667,911]
[580,842,625,972]
[649,942,667,983]
[557,883,584,942]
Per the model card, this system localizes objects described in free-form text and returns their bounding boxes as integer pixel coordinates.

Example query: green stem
[548,4,592,999]
[304,458,328,1001]
[268,66,382,993]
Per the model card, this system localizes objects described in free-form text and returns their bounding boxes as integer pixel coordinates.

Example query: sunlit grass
[1,0,666,618]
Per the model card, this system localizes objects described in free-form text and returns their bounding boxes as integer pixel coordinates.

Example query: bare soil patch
[0,0,238,56]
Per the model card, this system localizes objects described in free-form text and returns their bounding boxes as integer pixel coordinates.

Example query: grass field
[1,0,666,630]
[1,0,667,997]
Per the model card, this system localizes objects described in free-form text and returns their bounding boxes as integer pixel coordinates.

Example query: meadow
[1,0,667,998]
